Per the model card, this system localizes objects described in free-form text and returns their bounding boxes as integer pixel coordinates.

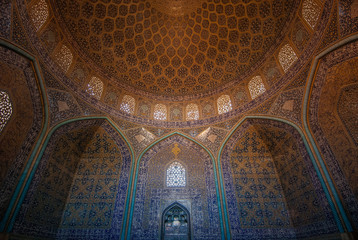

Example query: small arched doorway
[161,202,191,240]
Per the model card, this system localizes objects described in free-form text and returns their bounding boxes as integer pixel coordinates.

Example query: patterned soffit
[51,0,300,98]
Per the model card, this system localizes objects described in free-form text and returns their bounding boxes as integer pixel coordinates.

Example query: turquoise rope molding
[0,39,49,232]
[302,34,358,232]
[6,117,135,237]
[216,115,347,238]
[125,132,227,240]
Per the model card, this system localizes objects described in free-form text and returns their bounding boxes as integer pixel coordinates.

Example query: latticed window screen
[217,95,232,114]
[87,77,104,100]
[29,0,49,31]
[248,76,266,99]
[54,45,73,72]
[0,91,12,133]
[166,162,186,187]
[154,104,167,120]
[278,44,298,73]
[120,95,135,114]
[186,103,199,121]
[302,0,320,29]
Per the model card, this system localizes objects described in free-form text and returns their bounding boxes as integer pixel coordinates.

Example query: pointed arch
[7,117,134,237]
[217,115,350,238]
[127,132,226,239]
[0,39,49,232]
[161,202,191,240]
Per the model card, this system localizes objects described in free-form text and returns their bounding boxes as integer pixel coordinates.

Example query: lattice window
[120,95,135,114]
[217,95,232,114]
[86,77,103,100]
[186,103,199,121]
[154,104,167,120]
[29,0,49,31]
[0,91,12,133]
[54,45,73,72]
[248,76,266,99]
[278,44,298,72]
[166,162,186,187]
[302,0,320,29]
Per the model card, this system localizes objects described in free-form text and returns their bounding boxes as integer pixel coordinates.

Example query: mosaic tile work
[131,135,221,239]
[0,46,44,221]
[339,0,358,37]
[221,119,338,239]
[309,47,358,228]
[13,119,132,239]
[269,87,304,125]
[48,89,82,127]
[0,0,11,39]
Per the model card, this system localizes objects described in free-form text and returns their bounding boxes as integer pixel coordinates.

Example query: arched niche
[12,118,132,239]
[131,134,221,240]
[0,45,45,223]
[220,118,339,239]
[161,202,191,240]
[307,41,358,228]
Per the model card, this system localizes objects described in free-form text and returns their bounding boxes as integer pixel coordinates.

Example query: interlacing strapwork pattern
[166,162,186,187]
[0,91,12,132]
[302,0,320,29]
[278,44,298,72]
[248,76,266,99]
[54,45,73,72]
[217,95,232,114]
[87,77,104,100]
[186,103,199,121]
[29,0,49,31]
[120,95,135,114]
[154,104,167,120]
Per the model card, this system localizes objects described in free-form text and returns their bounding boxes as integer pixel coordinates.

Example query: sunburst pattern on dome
[54,0,298,96]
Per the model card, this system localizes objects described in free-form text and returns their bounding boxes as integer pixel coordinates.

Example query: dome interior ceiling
[53,0,299,98]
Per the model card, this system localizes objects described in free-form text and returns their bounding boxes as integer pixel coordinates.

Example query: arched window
[302,0,320,29]
[186,103,199,121]
[120,95,135,114]
[278,44,298,73]
[154,104,167,120]
[86,77,104,100]
[54,45,73,72]
[217,95,232,114]
[248,76,266,99]
[166,162,186,187]
[29,0,49,31]
[0,91,13,133]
